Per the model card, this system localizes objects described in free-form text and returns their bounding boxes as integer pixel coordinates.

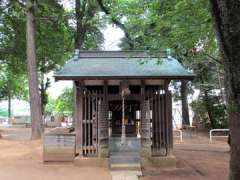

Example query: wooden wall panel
[141,100,152,156]
[150,88,173,156]
[98,100,109,157]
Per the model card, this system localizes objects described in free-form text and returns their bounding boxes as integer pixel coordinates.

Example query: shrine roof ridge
[76,50,170,59]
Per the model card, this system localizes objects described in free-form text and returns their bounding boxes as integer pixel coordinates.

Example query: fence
[209,129,229,143]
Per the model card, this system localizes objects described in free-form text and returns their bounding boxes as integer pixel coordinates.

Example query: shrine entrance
[108,99,141,169]
[109,100,140,137]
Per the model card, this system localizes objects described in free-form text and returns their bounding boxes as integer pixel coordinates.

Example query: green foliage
[36,1,74,74]
[55,88,73,114]
[46,88,74,114]
[0,0,228,129]
[0,0,106,116]
[0,67,28,101]
[73,0,105,49]
[0,1,28,100]
[191,96,228,128]
[45,97,56,115]
[45,88,73,115]
[107,0,227,128]
[0,0,74,113]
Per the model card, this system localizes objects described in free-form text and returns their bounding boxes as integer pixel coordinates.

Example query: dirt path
[0,128,111,180]
[0,128,229,180]
[141,132,230,180]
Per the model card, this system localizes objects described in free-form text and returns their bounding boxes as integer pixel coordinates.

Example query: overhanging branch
[203,52,223,65]
[97,0,134,49]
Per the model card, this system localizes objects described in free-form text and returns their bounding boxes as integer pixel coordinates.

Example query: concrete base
[99,148,109,158]
[74,156,109,168]
[141,155,176,168]
[43,133,76,162]
[74,155,176,170]
[140,148,151,158]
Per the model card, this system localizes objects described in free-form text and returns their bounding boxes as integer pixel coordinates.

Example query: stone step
[110,163,141,171]
[110,151,140,157]
[111,170,142,176]
[110,150,140,155]
[110,151,141,171]
[110,156,140,164]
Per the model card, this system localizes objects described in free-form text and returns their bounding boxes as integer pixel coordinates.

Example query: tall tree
[26,0,42,139]
[0,1,28,121]
[75,0,103,49]
[35,0,73,114]
[209,0,240,179]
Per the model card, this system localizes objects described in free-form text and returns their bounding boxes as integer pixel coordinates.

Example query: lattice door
[82,92,103,156]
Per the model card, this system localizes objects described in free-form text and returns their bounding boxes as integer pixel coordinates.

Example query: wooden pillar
[164,80,173,155]
[168,91,173,155]
[75,81,83,155]
[104,80,108,102]
[73,82,77,128]
[141,80,145,101]
[98,81,109,157]
[140,81,152,157]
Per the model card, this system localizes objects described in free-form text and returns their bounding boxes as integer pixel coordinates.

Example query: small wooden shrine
[54,50,193,166]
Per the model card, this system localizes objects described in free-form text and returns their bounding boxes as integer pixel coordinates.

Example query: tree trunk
[8,91,11,124]
[26,0,42,139]
[40,78,45,132]
[181,80,190,125]
[203,89,216,128]
[40,73,45,115]
[75,0,86,49]
[209,1,240,179]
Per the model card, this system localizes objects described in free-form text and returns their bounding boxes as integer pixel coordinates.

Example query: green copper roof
[54,51,194,80]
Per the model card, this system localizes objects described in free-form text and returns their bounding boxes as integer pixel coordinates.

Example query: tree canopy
[100,0,226,128]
